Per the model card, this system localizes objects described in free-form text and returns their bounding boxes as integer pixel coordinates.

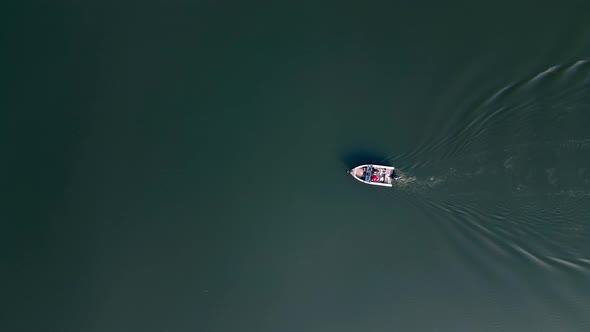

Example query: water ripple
[386,61,590,278]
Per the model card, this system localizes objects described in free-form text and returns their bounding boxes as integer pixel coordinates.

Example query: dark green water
[4,1,590,331]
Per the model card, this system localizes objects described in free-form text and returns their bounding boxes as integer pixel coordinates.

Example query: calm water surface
[4,1,590,331]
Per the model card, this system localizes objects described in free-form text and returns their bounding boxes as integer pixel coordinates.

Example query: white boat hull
[348,164,398,187]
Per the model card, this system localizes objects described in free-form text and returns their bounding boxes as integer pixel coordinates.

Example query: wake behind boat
[347,164,399,187]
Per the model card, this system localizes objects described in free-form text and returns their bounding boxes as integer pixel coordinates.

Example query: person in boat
[369,168,379,182]
[371,173,379,182]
